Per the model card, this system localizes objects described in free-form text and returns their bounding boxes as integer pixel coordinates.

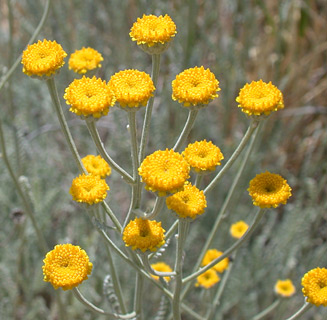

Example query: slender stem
[138,54,161,163]
[183,208,265,284]
[141,254,176,277]
[85,118,134,184]
[72,288,136,319]
[173,110,198,152]
[284,301,312,320]
[0,0,52,92]
[144,196,165,220]
[252,299,281,320]
[101,198,123,234]
[194,174,204,188]
[46,78,85,174]
[133,273,144,320]
[204,119,259,195]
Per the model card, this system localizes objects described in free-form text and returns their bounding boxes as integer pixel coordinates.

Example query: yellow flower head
[172,66,220,108]
[70,174,109,205]
[166,183,207,219]
[138,149,190,196]
[201,249,229,273]
[236,80,284,117]
[130,14,177,54]
[151,262,173,282]
[248,172,292,209]
[302,267,327,307]
[22,39,67,78]
[229,221,249,239]
[108,69,155,109]
[64,76,115,118]
[123,218,165,252]
[195,269,220,289]
[274,279,296,298]
[81,155,111,178]
[42,244,93,290]
[183,140,224,173]
[69,47,103,74]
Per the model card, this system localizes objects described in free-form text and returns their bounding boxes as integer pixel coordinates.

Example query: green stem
[194,174,204,188]
[46,78,85,173]
[101,201,123,234]
[0,0,52,92]
[141,254,176,278]
[138,53,161,163]
[173,110,198,152]
[144,196,165,220]
[284,301,312,320]
[85,118,134,184]
[252,299,281,320]
[133,273,144,320]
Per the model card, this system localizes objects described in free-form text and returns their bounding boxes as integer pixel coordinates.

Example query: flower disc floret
[195,269,220,289]
[236,80,284,116]
[64,76,115,118]
[166,183,207,219]
[230,221,249,239]
[123,218,165,252]
[69,47,103,74]
[82,155,111,178]
[70,174,109,205]
[151,262,173,282]
[248,172,292,208]
[42,244,93,290]
[183,140,224,173]
[302,267,327,306]
[275,279,296,298]
[22,39,67,78]
[172,66,220,108]
[130,14,177,48]
[138,149,190,196]
[108,70,155,109]
[201,249,229,273]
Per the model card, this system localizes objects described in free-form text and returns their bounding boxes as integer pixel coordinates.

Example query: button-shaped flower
[81,155,111,179]
[195,269,220,289]
[229,221,249,239]
[201,249,229,273]
[275,279,296,298]
[69,47,103,74]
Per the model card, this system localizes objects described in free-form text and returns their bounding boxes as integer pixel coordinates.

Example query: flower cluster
[81,155,111,178]
[69,47,103,74]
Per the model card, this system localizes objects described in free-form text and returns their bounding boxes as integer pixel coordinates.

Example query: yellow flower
[302,267,327,307]
[172,66,220,108]
[42,244,93,290]
[108,70,155,109]
[195,269,220,289]
[151,262,173,282]
[138,149,190,196]
[69,47,103,74]
[81,155,111,178]
[70,174,109,205]
[229,221,249,239]
[123,218,165,252]
[274,279,296,298]
[22,39,67,78]
[248,172,292,209]
[236,80,284,117]
[166,183,207,219]
[201,249,229,273]
[183,140,224,173]
[130,14,177,54]
[64,76,115,118]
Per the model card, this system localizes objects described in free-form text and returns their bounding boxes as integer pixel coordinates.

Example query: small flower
[70,174,109,205]
[130,14,177,54]
[139,149,190,196]
[183,140,224,173]
[151,262,173,282]
[69,47,103,74]
[302,267,327,307]
[201,249,229,273]
[236,80,284,117]
[248,172,292,209]
[172,66,220,108]
[22,39,67,79]
[81,155,111,178]
[64,76,115,118]
[229,221,249,239]
[275,279,296,298]
[42,244,93,290]
[123,218,165,253]
[195,269,220,289]
[108,70,155,110]
[166,183,207,219]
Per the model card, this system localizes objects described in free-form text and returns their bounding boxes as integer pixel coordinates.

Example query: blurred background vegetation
[0,0,326,319]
